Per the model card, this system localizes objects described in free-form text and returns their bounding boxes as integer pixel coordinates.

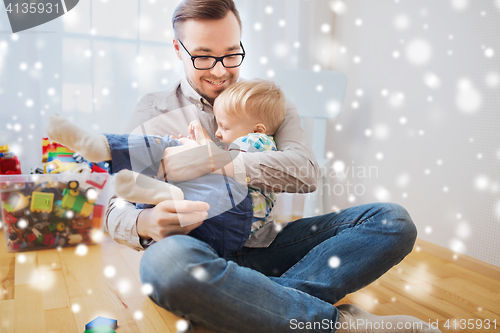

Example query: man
[105,1,440,332]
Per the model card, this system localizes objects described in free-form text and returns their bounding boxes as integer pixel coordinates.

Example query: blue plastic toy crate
[0,173,110,252]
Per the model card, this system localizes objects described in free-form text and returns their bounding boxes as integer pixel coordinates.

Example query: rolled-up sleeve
[240,100,320,193]
[105,193,145,251]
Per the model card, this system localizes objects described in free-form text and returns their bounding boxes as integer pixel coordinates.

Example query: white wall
[328,0,500,267]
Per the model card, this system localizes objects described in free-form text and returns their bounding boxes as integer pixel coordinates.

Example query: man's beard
[187,75,233,104]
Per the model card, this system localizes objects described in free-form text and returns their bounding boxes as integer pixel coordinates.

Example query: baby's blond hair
[215,79,287,134]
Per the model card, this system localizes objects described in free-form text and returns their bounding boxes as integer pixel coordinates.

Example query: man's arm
[105,191,208,251]
[236,99,320,193]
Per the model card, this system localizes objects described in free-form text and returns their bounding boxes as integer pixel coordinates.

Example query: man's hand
[137,200,209,243]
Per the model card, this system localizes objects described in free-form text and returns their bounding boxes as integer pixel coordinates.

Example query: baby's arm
[188,120,212,145]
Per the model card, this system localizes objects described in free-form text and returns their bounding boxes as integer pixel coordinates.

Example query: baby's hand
[188,120,212,145]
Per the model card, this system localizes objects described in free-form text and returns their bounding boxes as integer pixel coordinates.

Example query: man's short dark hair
[172,0,242,39]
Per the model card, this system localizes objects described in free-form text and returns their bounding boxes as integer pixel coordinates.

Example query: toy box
[1,172,109,252]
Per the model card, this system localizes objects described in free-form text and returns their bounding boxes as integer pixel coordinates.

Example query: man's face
[174,12,242,104]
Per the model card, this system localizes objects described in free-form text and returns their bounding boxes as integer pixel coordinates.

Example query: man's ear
[173,39,182,60]
[253,123,266,134]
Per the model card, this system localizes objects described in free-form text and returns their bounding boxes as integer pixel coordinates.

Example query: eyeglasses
[177,39,245,70]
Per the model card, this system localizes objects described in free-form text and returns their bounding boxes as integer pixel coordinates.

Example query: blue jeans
[140,202,417,333]
[105,134,253,257]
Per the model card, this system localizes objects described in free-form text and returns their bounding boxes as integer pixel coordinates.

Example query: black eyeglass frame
[177,39,246,70]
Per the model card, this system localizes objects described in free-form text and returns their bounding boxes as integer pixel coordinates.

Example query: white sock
[45,113,111,162]
[115,170,184,205]
[336,304,441,333]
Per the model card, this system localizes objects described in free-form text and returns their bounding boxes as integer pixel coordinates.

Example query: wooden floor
[1,231,499,333]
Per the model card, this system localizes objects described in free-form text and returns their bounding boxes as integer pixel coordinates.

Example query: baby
[45,79,286,257]
[212,79,286,234]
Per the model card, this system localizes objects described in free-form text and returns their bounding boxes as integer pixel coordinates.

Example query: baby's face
[213,104,257,144]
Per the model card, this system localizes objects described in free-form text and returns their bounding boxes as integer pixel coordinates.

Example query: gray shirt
[105,78,319,251]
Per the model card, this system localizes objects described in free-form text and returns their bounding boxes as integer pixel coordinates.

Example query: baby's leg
[45,113,111,162]
[46,113,180,176]
[106,133,180,176]
[46,113,184,204]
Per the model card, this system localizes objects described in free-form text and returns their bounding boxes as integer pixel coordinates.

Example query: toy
[78,229,92,243]
[84,325,116,333]
[1,159,108,252]
[53,200,68,218]
[67,233,82,244]
[72,154,110,172]
[31,167,44,174]
[42,233,56,246]
[2,208,18,225]
[67,180,79,196]
[72,217,92,229]
[28,210,51,225]
[47,151,75,163]
[8,233,21,249]
[86,177,107,191]
[85,316,118,331]
[0,155,22,174]
[73,153,86,164]
[43,159,83,174]
[89,163,107,174]
[30,192,54,213]
[61,181,96,217]
[43,159,65,174]
[91,205,104,229]
[42,138,75,163]
[62,172,108,193]
[3,192,31,213]
[25,232,36,243]
[0,144,22,175]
